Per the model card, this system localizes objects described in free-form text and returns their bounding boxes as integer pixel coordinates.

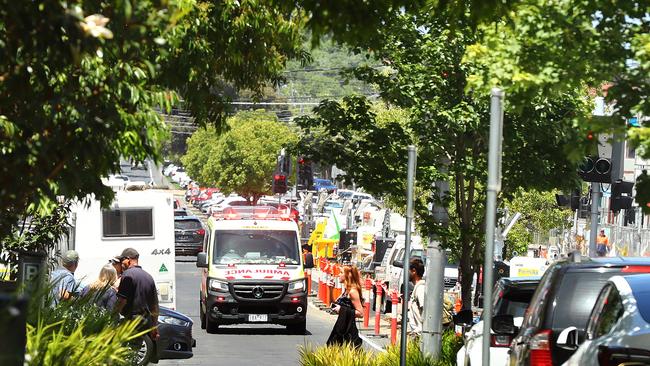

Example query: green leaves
[183,111,297,202]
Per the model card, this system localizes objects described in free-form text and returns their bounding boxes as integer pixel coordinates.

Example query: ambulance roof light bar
[217,206,292,221]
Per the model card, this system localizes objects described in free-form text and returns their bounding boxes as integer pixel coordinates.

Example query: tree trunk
[459,236,474,310]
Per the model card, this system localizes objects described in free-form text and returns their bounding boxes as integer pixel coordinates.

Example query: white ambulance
[67,189,176,310]
[196,206,306,334]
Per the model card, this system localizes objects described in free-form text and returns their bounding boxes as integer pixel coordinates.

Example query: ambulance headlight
[209,279,229,292]
[288,279,305,293]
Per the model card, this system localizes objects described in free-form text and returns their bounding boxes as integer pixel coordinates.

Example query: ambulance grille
[232,283,285,300]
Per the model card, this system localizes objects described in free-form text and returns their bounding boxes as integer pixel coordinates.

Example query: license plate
[178,235,191,240]
[248,314,268,322]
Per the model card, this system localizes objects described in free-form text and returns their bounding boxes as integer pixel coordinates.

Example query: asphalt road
[158,258,337,366]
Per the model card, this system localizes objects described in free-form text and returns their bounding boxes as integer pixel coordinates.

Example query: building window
[102,209,153,237]
[627,142,636,159]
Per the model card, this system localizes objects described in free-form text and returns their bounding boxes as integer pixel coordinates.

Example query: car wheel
[206,317,219,334]
[287,319,306,335]
[199,302,206,330]
[135,335,154,366]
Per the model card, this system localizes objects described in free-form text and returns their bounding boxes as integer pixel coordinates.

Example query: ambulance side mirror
[196,252,208,268]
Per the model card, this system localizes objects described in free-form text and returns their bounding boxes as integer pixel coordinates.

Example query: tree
[504,189,573,259]
[0,1,310,240]
[183,111,297,203]
[296,10,589,308]
[461,1,650,202]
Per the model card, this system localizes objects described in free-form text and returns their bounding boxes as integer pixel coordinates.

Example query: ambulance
[196,206,307,333]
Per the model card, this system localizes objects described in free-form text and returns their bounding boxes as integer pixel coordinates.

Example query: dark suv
[174,216,205,256]
[508,255,650,366]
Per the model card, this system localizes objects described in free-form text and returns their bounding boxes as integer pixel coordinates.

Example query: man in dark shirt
[115,248,159,340]
[302,245,314,269]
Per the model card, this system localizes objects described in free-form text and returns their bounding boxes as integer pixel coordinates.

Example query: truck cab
[196,206,307,334]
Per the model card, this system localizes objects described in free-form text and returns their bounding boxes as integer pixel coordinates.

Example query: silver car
[562,273,650,365]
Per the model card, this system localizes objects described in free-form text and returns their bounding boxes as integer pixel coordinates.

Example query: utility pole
[399,146,417,366]
[589,182,601,257]
[421,159,449,358]
[482,88,505,366]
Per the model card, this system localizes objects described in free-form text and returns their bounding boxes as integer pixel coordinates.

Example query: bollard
[306,269,312,295]
[363,276,372,329]
[374,280,383,336]
[391,290,399,345]
[324,262,332,307]
[332,264,341,301]
[318,257,325,304]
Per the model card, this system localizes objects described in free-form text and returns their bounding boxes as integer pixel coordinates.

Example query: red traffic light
[586,131,594,140]
[274,174,286,180]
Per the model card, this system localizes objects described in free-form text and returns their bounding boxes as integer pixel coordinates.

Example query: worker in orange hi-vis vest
[596,229,610,257]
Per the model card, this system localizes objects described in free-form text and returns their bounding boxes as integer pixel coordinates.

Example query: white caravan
[68,189,177,310]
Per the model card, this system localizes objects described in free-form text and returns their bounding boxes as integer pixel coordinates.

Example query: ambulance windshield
[213,230,300,265]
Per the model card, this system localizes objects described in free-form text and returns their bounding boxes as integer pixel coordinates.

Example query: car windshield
[175,219,201,230]
[552,270,620,331]
[494,287,537,318]
[213,230,300,265]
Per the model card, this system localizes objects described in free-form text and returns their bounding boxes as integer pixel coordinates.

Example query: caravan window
[102,209,153,237]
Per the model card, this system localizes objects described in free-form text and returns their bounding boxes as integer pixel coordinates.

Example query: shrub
[21,277,146,366]
[299,330,464,366]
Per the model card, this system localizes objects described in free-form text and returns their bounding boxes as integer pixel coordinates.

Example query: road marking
[359,333,387,353]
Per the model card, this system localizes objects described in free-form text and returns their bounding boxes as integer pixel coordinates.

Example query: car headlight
[209,279,229,292]
[288,279,305,293]
[159,315,190,327]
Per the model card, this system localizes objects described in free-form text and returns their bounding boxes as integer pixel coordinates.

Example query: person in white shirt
[407,257,426,335]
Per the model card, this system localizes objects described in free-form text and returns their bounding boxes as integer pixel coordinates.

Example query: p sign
[18,253,47,291]
[21,263,41,283]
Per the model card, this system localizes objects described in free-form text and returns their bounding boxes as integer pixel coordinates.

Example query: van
[69,189,177,310]
[196,206,307,334]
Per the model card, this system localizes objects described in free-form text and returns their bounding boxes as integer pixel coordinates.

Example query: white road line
[359,333,387,353]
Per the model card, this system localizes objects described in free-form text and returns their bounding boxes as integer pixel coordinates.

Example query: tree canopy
[182,111,297,203]
[296,10,589,308]
[0,0,309,239]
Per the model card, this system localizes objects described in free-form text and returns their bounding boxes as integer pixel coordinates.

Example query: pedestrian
[80,264,118,311]
[327,265,364,348]
[114,248,160,342]
[109,256,123,288]
[302,245,314,269]
[596,229,610,257]
[50,250,80,305]
[407,257,426,336]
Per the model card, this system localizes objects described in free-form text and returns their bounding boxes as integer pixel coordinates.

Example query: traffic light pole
[589,182,601,257]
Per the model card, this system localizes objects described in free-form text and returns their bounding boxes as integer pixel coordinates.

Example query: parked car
[313,178,337,193]
[174,215,205,256]
[456,276,540,366]
[192,188,220,207]
[508,255,650,366]
[174,208,189,217]
[137,306,195,365]
[206,196,248,216]
[563,273,650,365]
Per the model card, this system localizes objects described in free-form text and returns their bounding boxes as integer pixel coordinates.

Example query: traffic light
[610,179,634,212]
[570,190,581,211]
[625,208,636,226]
[272,172,288,194]
[578,156,611,183]
[297,156,313,191]
[555,189,581,211]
